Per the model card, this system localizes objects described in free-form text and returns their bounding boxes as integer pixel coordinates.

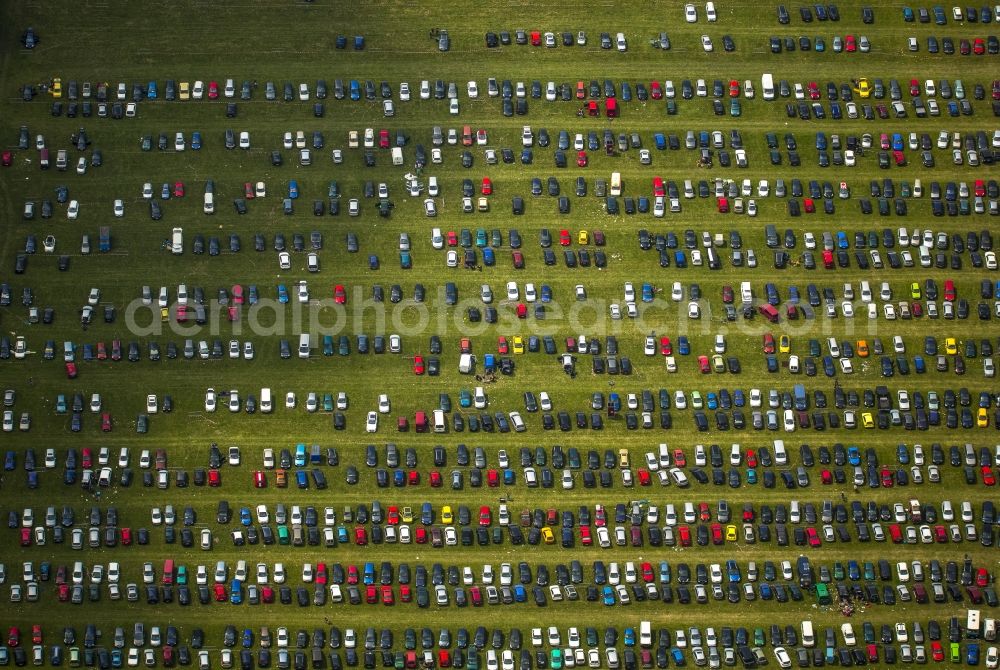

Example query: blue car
[295,444,307,466]
[393,470,405,487]
[247,285,258,305]
[277,284,289,303]
[513,585,527,602]
[641,283,653,303]
[602,586,615,606]
[295,471,308,488]
[482,248,495,266]
[288,180,299,199]
[847,446,861,466]
[623,629,635,647]
[191,131,202,150]
[239,507,252,526]
[242,629,254,649]
[678,337,690,355]
[706,393,718,410]
[349,80,360,100]
[146,82,158,99]
[230,580,242,604]
[399,251,411,269]
[540,285,552,302]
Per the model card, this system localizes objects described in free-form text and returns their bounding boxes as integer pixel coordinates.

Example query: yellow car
[541,527,555,544]
[910,282,921,299]
[779,335,791,353]
[862,413,875,429]
[618,449,630,468]
[856,340,869,358]
[512,335,524,354]
[945,338,957,355]
[979,407,989,428]
[179,81,190,100]
[400,506,413,523]
[726,525,737,542]
[578,230,589,245]
[854,77,872,98]
[50,77,62,98]
[441,505,453,524]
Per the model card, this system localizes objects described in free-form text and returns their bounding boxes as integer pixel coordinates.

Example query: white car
[446,250,459,267]
[701,35,713,51]
[146,395,158,414]
[685,3,698,21]
[67,200,80,220]
[278,252,291,270]
[113,199,124,217]
[524,284,537,302]
[506,281,519,301]
[228,390,240,412]
[399,83,410,101]
[423,199,437,217]
[624,282,636,303]
[204,389,217,412]
[365,411,378,433]
[467,81,478,98]
[688,301,701,319]
[285,392,296,409]
[378,394,390,414]
[239,131,250,149]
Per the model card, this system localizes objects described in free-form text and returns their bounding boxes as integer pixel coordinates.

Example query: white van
[801,621,814,648]
[610,172,622,196]
[432,409,446,433]
[203,192,215,215]
[171,228,184,255]
[260,388,272,414]
[740,281,752,304]
[391,147,403,165]
[772,439,787,465]
[298,333,311,359]
[639,622,652,648]
[859,281,872,303]
[458,353,474,374]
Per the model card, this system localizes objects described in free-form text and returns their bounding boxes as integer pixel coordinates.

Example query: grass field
[2,0,1000,664]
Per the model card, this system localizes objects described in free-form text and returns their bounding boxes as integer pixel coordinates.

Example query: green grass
[1,0,1000,661]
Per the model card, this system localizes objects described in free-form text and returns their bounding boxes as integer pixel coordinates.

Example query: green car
[55,394,67,413]
[323,394,334,411]
[550,649,563,670]
[475,229,488,248]
[136,414,148,434]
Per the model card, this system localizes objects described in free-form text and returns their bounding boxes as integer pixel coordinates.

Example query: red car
[512,251,524,268]
[594,505,606,527]
[746,450,757,467]
[214,584,227,601]
[379,129,389,149]
[983,466,996,486]
[637,469,651,486]
[673,450,686,467]
[943,279,956,301]
[806,527,821,547]
[803,197,815,213]
[346,565,359,584]
[244,182,255,199]
[58,584,69,601]
[820,469,832,484]
[407,470,420,485]
[678,526,691,546]
[931,642,943,662]
[400,585,412,603]
[710,524,723,545]
[82,448,92,468]
[530,31,541,46]
[478,506,492,526]
[96,342,107,361]
[486,469,499,487]
[1,151,12,167]
[576,151,588,167]
[173,181,185,197]
[641,563,654,583]
[333,285,346,304]
[721,285,734,303]
[729,80,740,97]
[253,471,266,488]
[446,231,458,246]
[261,586,274,603]
[381,585,394,605]
[414,528,427,544]
[977,568,990,587]
[101,412,112,432]
[845,35,856,52]
[909,79,920,96]
[660,337,672,355]
[121,527,132,545]
[366,585,377,604]
[498,337,508,354]
[8,628,19,647]
[208,469,221,487]
[580,526,592,545]
[481,178,492,195]
[559,230,571,246]
[20,528,30,547]
[232,284,244,304]
[429,471,442,487]
[698,356,710,373]
[807,82,820,100]
[652,177,665,197]
[763,333,775,353]
[413,355,425,375]
[207,81,219,99]
[354,527,368,545]
[975,180,986,197]
[650,81,662,99]
[698,503,711,522]
[576,81,586,99]
[880,468,894,487]
[65,362,78,379]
